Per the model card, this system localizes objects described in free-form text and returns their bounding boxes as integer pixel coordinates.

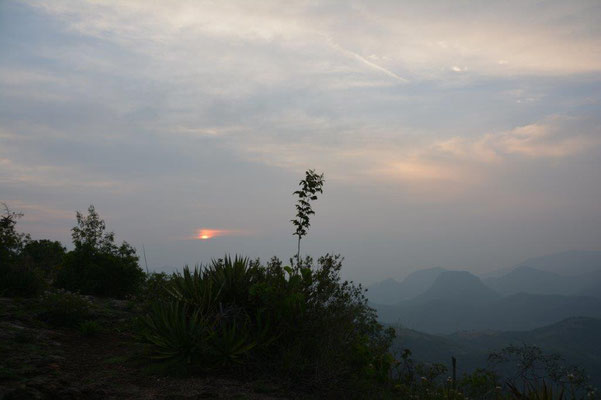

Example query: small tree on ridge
[291,169,325,265]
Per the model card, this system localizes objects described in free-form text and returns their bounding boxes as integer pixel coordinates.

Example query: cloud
[3,201,73,222]
[24,0,601,83]
[433,117,599,163]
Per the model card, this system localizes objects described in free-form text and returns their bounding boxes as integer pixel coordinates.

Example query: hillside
[391,317,601,388]
[0,297,309,399]
[376,291,601,334]
[581,280,601,298]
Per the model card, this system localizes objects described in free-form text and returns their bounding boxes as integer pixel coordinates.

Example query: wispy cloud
[24,0,601,81]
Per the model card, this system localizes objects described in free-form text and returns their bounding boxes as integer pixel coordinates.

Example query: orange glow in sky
[196,229,226,240]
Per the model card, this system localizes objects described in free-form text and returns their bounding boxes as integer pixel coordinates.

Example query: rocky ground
[0,297,303,400]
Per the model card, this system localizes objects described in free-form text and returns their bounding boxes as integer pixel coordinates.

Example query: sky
[1,0,600,283]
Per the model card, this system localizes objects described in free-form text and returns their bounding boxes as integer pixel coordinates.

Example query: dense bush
[21,239,65,278]
[0,204,46,297]
[55,205,144,298]
[0,264,46,297]
[140,255,394,394]
[78,320,101,336]
[57,245,143,297]
[0,203,28,266]
[135,272,173,307]
[38,289,92,327]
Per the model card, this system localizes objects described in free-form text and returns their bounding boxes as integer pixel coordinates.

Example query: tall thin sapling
[291,169,325,265]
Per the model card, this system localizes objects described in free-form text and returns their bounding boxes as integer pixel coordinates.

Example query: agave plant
[206,255,257,306]
[141,301,207,365]
[167,266,218,314]
[207,316,257,366]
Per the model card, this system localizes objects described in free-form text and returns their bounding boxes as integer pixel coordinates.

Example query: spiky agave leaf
[167,266,219,314]
[207,316,257,366]
[207,255,257,306]
[141,301,207,364]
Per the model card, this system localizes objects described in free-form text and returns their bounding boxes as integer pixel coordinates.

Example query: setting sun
[196,229,225,240]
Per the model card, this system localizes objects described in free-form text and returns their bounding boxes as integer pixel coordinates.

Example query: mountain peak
[414,270,499,303]
[367,267,446,304]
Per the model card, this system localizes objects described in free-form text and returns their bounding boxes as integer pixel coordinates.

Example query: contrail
[327,38,408,83]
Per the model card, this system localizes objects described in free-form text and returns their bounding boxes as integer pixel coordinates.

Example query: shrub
[133,272,173,309]
[38,290,92,327]
[78,320,101,336]
[142,301,207,366]
[0,264,46,297]
[55,205,144,298]
[0,203,29,267]
[57,246,144,298]
[0,204,46,297]
[140,254,393,394]
[21,239,66,278]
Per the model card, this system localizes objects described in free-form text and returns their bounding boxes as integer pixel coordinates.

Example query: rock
[107,299,130,311]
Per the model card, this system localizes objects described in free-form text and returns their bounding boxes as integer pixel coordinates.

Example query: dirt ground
[0,297,305,400]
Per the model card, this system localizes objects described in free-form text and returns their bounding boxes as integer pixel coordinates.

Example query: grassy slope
[390,317,601,387]
[0,297,308,400]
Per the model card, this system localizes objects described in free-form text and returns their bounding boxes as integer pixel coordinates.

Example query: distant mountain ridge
[369,251,601,304]
[484,266,571,295]
[368,250,601,333]
[376,281,601,334]
[484,250,601,278]
[516,250,601,276]
[484,265,601,297]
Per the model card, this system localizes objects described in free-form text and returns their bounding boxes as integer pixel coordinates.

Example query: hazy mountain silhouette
[486,250,601,278]
[519,250,601,275]
[366,267,445,304]
[370,251,601,333]
[412,270,500,304]
[376,290,601,334]
[484,265,601,296]
[484,266,572,295]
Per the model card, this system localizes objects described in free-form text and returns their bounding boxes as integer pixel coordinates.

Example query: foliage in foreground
[0,204,46,297]
[139,254,394,393]
[379,345,598,400]
[139,258,600,399]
